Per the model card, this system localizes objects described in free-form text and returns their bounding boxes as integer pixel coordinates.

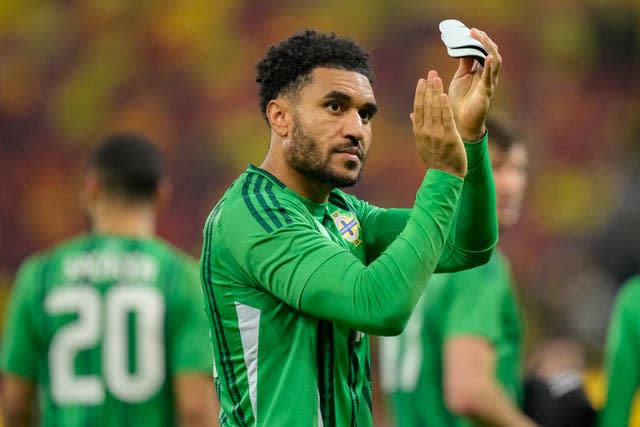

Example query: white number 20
[45,285,165,404]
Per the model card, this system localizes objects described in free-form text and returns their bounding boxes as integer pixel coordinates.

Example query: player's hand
[448,28,501,142]
[411,70,467,178]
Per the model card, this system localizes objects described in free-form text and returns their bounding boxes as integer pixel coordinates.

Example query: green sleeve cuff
[422,168,464,188]
[462,128,489,145]
[464,130,489,173]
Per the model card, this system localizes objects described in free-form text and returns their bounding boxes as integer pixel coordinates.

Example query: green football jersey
[200,137,497,426]
[599,275,640,427]
[0,234,214,427]
[380,250,524,427]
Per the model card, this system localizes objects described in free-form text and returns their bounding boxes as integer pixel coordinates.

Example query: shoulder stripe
[249,165,286,189]
[243,172,293,232]
[242,174,273,233]
[207,202,222,226]
[264,181,293,225]
[201,219,249,427]
[254,175,284,229]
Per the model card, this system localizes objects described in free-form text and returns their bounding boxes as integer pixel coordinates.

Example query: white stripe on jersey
[235,302,261,422]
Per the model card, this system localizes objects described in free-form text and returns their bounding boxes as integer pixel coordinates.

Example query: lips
[334,146,362,160]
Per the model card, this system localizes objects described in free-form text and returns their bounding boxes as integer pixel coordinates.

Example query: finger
[471,28,500,62]
[440,93,455,134]
[481,54,494,93]
[425,71,436,129]
[471,28,501,80]
[413,78,426,129]
[490,47,502,84]
[431,73,444,129]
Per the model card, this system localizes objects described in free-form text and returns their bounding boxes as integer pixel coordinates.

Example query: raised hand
[411,70,467,178]
[448,29,502,142]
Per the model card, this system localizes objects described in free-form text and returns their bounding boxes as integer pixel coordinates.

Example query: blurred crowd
[1,0,639,424]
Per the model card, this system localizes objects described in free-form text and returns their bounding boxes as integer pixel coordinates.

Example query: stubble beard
[285,117,364,188]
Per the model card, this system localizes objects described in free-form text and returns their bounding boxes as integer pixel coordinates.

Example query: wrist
[461,126,487,143]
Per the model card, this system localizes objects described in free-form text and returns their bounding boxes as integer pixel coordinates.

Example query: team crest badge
[331,211,361,247]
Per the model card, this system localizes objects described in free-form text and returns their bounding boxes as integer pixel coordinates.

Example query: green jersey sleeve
[224,169,463,336]
[599,276,640,427]
[346,133,497,272]
[0,257,42,380]
[166,256,214,374]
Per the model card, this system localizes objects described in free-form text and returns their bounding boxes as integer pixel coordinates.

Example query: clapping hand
[448,29,502,142]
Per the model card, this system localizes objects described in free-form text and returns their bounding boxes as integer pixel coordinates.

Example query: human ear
[154,177,172,211]
[79,171,100,213]
[266,99,291,138]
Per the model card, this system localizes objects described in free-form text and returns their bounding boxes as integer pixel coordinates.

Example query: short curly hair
[256,29,375,120]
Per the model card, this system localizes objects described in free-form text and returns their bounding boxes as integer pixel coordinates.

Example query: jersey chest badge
[331,211,361,247]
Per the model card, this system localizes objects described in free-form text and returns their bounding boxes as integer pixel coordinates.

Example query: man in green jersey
[599,275,640,426]
[1,134,218,427]
[380,116,535,427]
[200,28,501,426]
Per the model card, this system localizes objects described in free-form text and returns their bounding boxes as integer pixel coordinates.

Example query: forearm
[299,169,463,335]
[175,374,218,427]
[4,411,36,427]
[1,398,37,427]
[436,132,498,272]
[179,412,217,427]
[2,411,36,427]
[448,379,537,427]
[472,386,536,427]
[1,375,37,427]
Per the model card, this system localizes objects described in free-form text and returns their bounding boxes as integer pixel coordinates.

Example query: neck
[91,202,156,238]
[261,151,332,203]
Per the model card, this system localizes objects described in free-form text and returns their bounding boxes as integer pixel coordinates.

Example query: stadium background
[1,0,639,425]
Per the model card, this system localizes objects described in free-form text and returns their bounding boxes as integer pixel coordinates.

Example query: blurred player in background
[599,274,640,427]
[0,133,218,427]
[380,116,536,427]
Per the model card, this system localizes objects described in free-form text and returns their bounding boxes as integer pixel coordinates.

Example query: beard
[285,116,365,188]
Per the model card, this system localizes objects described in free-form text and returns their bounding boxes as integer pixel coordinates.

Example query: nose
[343,109,366,144]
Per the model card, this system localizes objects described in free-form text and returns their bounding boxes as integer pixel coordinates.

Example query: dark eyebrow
[324,90,378,117]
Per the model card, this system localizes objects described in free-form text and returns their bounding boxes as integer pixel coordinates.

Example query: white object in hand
[439,19,488,65]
